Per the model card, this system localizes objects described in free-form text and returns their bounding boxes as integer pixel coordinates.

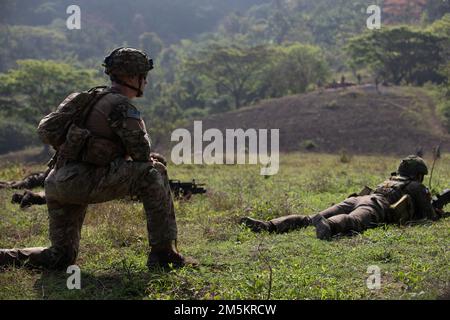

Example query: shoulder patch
[126,108,141,120]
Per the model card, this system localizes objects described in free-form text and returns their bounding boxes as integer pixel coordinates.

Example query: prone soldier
[0,170,49,190]
[241,156,447,240]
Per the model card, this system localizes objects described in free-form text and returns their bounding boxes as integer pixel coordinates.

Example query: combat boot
[0,247,48,269]
[240,217,273,233]
[313,216,332,240]
[147,241,197,269]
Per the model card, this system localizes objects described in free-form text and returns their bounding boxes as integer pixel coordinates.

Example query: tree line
[0,1,449,153]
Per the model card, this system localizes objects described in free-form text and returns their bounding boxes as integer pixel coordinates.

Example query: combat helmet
[103,47,153,96]
[397,155,428,177]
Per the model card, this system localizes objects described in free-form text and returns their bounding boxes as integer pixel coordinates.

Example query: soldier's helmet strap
[111,75,144,97]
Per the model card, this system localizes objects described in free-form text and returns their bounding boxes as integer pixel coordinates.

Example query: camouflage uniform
[0,170,48,190]
[0,87,177,269]
[0,48,183,270]
[256,194,389,235]
[241,156,438,239]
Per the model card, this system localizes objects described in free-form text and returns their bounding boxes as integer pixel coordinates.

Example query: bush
[183,107,211,120]
[300,139,317,151]
[437,99,450,133]
[0,118,38,154]
[339,149,352,163]
[323,100,339,110]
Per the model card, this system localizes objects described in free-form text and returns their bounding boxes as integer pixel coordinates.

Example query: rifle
[169,179,206,199]
[8,176,206,208]
[432,189,450,211]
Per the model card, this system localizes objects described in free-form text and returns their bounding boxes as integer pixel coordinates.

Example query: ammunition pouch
[57,124,91,163]
[57,124,123,168]
[82,136,123,167]
[387,194,415,225]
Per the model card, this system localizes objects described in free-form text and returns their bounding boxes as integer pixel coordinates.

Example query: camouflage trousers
[269,195,389,235]
[0,158,177,270]
[317,195,388,234]
[268,215,313,233]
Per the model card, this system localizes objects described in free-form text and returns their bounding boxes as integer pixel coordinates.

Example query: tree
[0,60,98,124]
[187,44,273,109]
[423,0,450,22]
[0,25,70,72]
[0,117,39,154]
[383,0,427,24]
[139,32,164,58]
[267,0,292,44]
[265,43,329,97]
[220,12,251,36]
[428,13,450,38]
[427,13,450,57]
[347,27,447,85]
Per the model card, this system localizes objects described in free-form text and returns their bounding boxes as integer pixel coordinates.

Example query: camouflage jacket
[84,87,152,163]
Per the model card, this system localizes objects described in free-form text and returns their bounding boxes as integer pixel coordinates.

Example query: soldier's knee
[133,165,167,196]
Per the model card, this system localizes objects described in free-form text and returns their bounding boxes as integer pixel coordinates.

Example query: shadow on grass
[32,267,178,300]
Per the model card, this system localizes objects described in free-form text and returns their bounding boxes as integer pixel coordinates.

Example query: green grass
[0,153,449,300]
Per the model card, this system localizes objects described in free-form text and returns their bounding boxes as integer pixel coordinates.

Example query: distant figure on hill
[375,77,380,93]
[317,79,323,88]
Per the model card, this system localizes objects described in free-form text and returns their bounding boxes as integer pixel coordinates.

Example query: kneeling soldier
[0,48,196,270]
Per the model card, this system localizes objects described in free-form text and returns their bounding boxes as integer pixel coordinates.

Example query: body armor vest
[374,175,412,205]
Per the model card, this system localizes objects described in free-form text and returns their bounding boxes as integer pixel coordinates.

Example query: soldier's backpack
[374,175,414,224]
[37,86,109,149]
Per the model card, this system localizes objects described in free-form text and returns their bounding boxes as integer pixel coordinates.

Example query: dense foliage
[347,26,448,85]
[0,0,449,153]
[0,60,98,152]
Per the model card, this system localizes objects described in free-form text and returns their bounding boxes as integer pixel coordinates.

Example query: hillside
[187,85,450,156]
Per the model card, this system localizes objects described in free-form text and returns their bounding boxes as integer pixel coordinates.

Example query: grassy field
[0,153,449,300]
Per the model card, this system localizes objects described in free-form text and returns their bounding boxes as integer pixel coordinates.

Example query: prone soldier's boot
[313,216,332,240]
[147,240,198,269]
[11,190,47,208]
[240,217,274,233]
[0,247,49,269]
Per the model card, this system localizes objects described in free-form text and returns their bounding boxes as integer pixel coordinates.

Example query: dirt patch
[163,85,450,156]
